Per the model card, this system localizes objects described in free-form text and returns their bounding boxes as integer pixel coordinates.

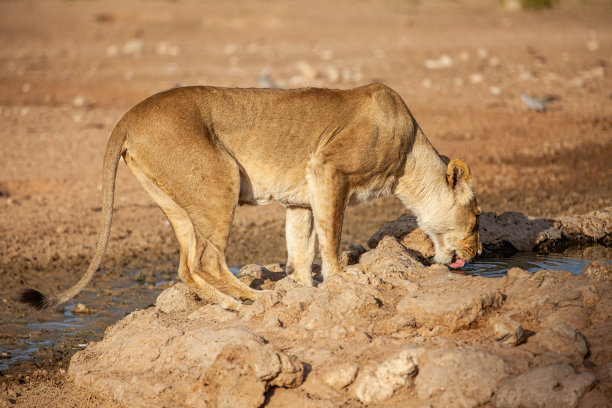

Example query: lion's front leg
[285,206,316,286]
[306,155,349,281]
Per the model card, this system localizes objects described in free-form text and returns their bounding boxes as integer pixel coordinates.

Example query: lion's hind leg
[161,202,244,311]
[183,181,261,303]
[126,160,244,310]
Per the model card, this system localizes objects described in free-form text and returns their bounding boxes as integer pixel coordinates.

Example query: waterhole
[1,249,609,372]
[463,245,610,278]
[463,250,609,277]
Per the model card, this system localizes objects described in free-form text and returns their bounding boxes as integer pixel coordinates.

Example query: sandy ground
[0,0,611,406]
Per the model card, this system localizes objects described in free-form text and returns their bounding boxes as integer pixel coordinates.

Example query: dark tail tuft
[20,289,47,310]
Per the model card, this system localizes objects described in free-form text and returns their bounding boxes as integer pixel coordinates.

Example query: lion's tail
[20,122,128,310]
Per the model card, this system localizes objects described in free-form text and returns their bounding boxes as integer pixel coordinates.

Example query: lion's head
[420,159,482,268]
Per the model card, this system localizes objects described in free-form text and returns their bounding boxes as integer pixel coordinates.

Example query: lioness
[21,83,481,311]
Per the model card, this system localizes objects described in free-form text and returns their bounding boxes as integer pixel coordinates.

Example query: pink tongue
[449,257,465,269]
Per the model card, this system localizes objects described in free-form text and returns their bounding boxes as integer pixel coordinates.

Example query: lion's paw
[218,296,243,312]
[287,273,314,287]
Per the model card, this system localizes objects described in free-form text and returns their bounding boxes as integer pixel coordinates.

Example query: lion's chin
[433,251,453,265]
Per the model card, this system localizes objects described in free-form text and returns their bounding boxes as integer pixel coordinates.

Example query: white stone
[355,346,422,403]
[320,362,359,390]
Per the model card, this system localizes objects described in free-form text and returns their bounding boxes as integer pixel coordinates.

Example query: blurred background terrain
[2,0,612,300]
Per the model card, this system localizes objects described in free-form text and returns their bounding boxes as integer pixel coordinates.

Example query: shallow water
[1,248,610,372]
[463,245,611,278]
[463,252,593,277]
[0,282,166,372]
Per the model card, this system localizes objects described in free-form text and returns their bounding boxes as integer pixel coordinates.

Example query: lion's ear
[446,159,471,189]
[446,159,473,203]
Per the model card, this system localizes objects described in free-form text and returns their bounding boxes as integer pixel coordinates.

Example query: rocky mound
[69,208,612,407]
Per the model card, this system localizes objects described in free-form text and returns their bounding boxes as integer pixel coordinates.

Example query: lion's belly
[238,162,311,207]
[252,184,310,206]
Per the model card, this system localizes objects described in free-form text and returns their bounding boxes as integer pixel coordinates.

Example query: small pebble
[155,41,180,57]
[469,73,483,84]
[72,95,85,107]
[425,54,453,69]
[586,39,599,52]
[106,45,119,57]
[296,61,317,80]
[224,43,237,55]
[72,303,93,314]
[491,316,525,346]
[122,39,144,56]
[320,47,333,60]
[325,66,340,82]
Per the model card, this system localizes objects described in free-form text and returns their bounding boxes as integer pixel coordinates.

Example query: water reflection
[464,250,610,278]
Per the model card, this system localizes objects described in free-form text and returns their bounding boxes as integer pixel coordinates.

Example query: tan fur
[30,84,482,309]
